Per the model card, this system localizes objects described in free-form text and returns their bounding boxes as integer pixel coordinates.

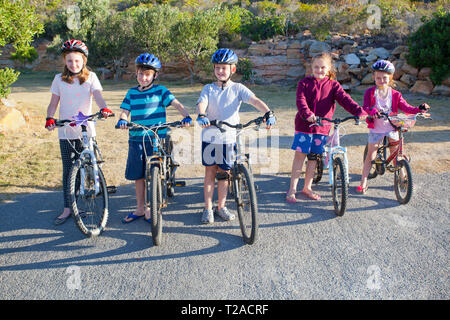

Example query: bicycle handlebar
[209,116,265,132]
[310,115,360,127]
[115,120,182,130]
[55,112,115,127]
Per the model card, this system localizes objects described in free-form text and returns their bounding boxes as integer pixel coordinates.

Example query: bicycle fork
[325,147,349,185]
[79,136,101,197]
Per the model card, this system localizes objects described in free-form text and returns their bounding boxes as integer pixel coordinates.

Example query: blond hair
[61,52,90,85]
[311,52,336,80]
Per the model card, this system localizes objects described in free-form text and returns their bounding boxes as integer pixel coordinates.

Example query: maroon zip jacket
[295,76,366,135]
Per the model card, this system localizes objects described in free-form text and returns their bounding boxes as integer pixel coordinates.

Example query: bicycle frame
[323,124,349,185]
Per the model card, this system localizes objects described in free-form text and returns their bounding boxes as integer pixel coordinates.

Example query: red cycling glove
[45,117,55,129]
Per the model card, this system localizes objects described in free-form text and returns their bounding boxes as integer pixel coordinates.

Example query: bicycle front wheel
[69,159,109,237]
[234,163,258,245]
[331,157,348,216]
[394,159,413,204]
[150,165,163,246]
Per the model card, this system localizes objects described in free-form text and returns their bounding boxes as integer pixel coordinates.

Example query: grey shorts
[368,131,399,144]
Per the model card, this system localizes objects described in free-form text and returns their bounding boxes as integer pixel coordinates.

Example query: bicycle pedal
[107,186,117,194]
[175,181,186,187]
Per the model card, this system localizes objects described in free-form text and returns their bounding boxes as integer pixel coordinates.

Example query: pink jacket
[363,86,423,128]
[295,76,366,135]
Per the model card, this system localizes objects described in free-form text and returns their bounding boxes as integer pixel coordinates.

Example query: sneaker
[201,209,214,224]
[214,207,235,221]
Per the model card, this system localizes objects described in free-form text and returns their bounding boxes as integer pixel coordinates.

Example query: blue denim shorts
[291,132,327,154]
[125,140,153,180]
[201,141,236,171]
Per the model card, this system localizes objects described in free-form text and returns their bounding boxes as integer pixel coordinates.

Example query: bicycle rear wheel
[150,165,163,246]
[69,159,109,237]
[312,155,323,184]
[233,163,258,244]
[331,157,348,216]
[394,159,413,204]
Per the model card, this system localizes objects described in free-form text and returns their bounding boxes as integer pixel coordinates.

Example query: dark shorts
[291,132,327,154]
[125,140,153,180]
[201,141,236,171]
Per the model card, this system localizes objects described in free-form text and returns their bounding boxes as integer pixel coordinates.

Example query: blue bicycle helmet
[211,48,238,65]
[372,60,395,74]
[135,53,161,71]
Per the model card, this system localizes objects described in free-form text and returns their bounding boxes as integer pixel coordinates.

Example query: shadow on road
[0,173,399,271]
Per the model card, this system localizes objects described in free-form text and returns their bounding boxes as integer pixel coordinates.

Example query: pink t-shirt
[371,87,394,134]
[50,72,102,139]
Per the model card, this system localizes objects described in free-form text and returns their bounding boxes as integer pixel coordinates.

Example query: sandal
[356,185,368,194]
[122,213,144,224]
[301,190,321,200]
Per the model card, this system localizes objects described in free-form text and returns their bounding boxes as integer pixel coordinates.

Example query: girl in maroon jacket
[357,60,430,194]
[286,52,366,203]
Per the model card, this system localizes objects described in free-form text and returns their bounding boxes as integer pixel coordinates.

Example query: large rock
[344,53,360,65]
[431,85,450,96]
[361,73,374,85]
[418,67,432,80]
[401,63,419,76]
[391,45,408,55]
[410,80,434,95]
[400,74,416,86]
[247,43,272,56]
[0,103,27,132]
[369,47,390,59]
[308,41,331,57]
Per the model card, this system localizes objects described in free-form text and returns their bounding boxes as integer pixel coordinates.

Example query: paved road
[0,171,448,300]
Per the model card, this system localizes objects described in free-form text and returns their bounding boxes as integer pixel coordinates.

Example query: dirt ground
[1,75,449,201]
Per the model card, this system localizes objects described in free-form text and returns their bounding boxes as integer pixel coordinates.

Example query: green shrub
[236,57,254,83]
[407,9,450,85]
[10,47,39,65]
[240,12,287,41]
[0,68,20,99]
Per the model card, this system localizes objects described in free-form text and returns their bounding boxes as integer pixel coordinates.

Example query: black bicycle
[210,116,266,245]
[117,120,185,246]
[55,112,116,237]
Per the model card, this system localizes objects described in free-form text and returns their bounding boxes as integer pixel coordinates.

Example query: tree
[0,0,44,98]
[170,7,224,83]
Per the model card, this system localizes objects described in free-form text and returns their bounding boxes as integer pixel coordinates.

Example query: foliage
[0,0,44,98]
[170,8,223,83]
[10,47,39,65]
[240,12,287,41]
[0,68,20,99]
[236,57,254,83]
[407,9,450,85]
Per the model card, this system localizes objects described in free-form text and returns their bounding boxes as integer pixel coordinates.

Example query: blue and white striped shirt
[120,85,175,141]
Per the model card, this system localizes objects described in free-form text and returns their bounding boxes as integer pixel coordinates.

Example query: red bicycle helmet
[61,39,89,57]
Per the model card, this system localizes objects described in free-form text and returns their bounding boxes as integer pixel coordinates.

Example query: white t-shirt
[50,72,103,140]
[197,81,255,143]
[371,87,394,134]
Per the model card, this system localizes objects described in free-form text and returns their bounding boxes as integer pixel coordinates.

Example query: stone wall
[244,31,450,96]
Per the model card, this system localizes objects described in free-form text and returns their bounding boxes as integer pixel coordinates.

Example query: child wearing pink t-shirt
[45,40,112,225]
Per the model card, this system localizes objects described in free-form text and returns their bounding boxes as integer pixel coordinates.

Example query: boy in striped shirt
[117,53,192,223]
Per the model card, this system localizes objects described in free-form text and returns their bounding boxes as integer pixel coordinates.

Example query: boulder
[365,54,378,63]
[393,80,409,92]
[369,47,390,59]
[0,103,27,132]
[400,74,416,86]
[401,63,419,76]
[344,53,360,65]
[391,45,408,55]
[410,80,434,95]
[431,85,450,96]
[418,67,432,80]
[308,41,331,57]
[286,66,306,79]
[248,43,272,56]
[361,73,374,85]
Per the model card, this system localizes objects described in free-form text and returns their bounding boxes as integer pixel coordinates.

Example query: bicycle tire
[394,159,413,204]
[234,163,258,245]
[364,144,379,179]
[150,165,163,246]
[69,159,109,237]
[331,157,348,216]
[312,155,323,184]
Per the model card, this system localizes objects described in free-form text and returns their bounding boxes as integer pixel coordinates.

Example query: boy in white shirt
[196,48,275,224]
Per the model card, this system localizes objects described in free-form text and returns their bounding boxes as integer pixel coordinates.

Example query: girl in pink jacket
[357,60,430,194]
[286,52,366,203]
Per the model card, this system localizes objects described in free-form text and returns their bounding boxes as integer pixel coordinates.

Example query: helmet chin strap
[219,65,233,90]
[139,72,158,91]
